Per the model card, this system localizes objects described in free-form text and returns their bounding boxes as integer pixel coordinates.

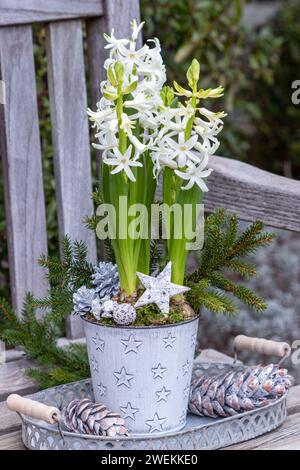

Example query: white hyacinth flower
[120,113,136,135]
[131,19,145,41]
[103,29,129,55]
[104,145,142,182]
[175,159,213,191]
[165,133,199,167]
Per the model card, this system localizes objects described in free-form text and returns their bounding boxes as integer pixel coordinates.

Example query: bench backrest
[0,0,141,337]
[1,1,300,339]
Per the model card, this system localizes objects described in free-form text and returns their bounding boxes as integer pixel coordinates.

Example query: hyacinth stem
[103,92,157,294]
[163,79,202,286]
[163,168,203,285]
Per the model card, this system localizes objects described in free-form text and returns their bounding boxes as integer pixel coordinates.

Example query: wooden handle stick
[234,335,291,358]
[6,394,61,424]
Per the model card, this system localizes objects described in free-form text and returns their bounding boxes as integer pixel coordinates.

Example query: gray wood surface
[0,401,21,435]
[0,431,25,450]
[0,0,103,26]
[46,20,97,338]
[102,0,142,40]
[0,358,38,401]
[206,156,300,232]
[0,25,49,314]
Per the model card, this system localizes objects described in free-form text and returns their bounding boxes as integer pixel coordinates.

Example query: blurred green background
[0,0,300,304]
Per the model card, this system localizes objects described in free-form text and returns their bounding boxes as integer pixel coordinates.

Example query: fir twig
[186,209,275,315]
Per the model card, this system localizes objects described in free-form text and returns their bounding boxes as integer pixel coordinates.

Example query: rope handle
[233,335,291,362]
[6,394,60,424]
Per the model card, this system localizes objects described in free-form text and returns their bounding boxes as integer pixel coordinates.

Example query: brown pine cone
[62,399,128,437]
[189,364,294,419]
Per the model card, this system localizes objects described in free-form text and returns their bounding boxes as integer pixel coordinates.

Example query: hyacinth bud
[186,59,200,89]
[114,61,125,83]
[107,65,118,87]
[161,86,175,107]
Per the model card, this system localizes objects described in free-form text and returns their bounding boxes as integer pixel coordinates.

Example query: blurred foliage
[245,0,300,177]
[1,0,300,304]
[141,0,285,164]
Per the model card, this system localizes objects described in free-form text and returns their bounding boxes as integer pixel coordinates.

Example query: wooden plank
[101,0,142,42]
[5,349,25,363]
[0,430,25,450]
[0,400,21,435]
[287,385,300,416]
[0,358,38,401]
[0,0,103,26]
[86,17,107,260]
[206,156,300,232]
[195,348,241,365]
[225,411,300,450]
[0,25,48,314]
[46,20,97,338]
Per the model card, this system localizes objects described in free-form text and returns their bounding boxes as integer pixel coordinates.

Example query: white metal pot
[83,315,199,435]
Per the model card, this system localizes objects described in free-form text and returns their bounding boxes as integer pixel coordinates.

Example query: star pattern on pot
[183,384,190,399]
[97,382,107,397]
[134,262,190,314]
[114,366,134,388]
[156,386,171,403]
[182,360,190,376]
[92,332,105,352]
[121,333,143,355]
[163,332,176,349]
[191,332,197,348]
[120,402,139,421]
[91,356,99,372]
[152,363,167,379]
[179,411,186,426]
[145,413,167,433]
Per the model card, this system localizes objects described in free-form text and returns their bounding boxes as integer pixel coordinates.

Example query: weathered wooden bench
[1,0,300,451]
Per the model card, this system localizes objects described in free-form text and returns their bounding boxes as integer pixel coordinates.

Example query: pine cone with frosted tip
[188,364,294,419]
[62,399,128,437]
[92,262,120,299]
[73,286,96,314]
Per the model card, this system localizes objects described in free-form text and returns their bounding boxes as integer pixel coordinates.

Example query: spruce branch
[186,279,238,315]
[186,209,275,315]
[209,272,267,312]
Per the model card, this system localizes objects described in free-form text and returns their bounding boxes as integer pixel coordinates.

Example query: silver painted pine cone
[92,262,120,299]
[62,399,128,437]
[189,364,294,418]
[73,286,96,314]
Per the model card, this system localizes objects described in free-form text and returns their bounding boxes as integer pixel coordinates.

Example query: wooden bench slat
[46,20,97,339]
[0,0,103,26]
[0,25,49,314]
[103,0,142,39]
[0,401,21,436]
[206,156,300,232]
[0,358,38,402]
[0,430,25,450]
[286,384,300,416]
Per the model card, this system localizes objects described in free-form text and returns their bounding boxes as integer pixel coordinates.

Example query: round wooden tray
[20,364,287,450]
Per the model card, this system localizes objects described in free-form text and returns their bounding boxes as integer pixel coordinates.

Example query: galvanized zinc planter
[83,315,199,435]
